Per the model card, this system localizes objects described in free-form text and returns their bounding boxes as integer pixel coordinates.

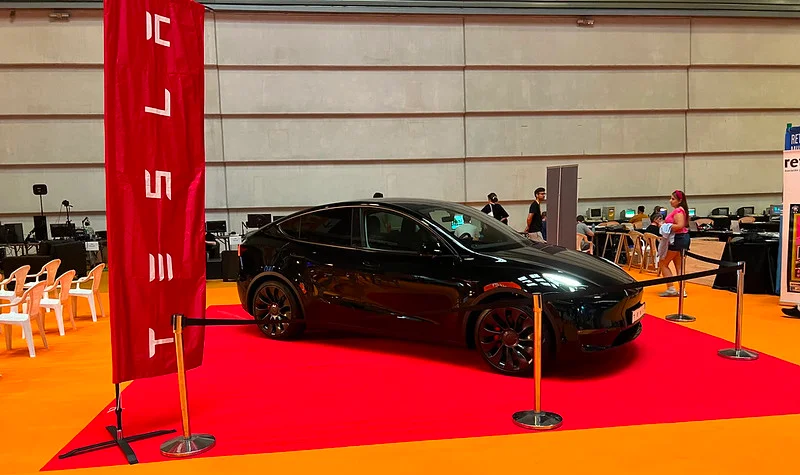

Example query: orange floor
[2,272,800,474]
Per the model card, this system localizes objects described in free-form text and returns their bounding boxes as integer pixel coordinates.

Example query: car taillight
[237,244,242,257]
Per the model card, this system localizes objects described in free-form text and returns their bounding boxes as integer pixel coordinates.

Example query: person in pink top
[659,190,691,297]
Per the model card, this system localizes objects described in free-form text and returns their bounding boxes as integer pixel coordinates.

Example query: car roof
[299,197,464,215]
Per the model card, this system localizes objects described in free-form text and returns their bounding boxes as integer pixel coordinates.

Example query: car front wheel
[474,306,554,376]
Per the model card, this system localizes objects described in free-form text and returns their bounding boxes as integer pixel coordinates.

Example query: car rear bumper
[236,279,249,313]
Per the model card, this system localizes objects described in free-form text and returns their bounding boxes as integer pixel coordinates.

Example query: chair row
[0,261,105,357]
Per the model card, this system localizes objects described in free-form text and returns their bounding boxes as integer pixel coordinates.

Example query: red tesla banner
[105,0,206,383]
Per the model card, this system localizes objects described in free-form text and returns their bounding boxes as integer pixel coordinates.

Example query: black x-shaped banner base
[57,384,176,465]
[58,426,176,464]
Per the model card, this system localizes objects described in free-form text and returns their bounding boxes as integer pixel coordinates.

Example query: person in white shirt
[454,215,480,240]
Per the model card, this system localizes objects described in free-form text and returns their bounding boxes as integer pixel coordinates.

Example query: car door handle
[362,261,380,269]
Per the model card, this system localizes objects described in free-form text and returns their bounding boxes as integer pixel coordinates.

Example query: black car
[237,198,644,376]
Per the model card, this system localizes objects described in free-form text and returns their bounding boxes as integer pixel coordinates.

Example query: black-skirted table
[713,238,779,295]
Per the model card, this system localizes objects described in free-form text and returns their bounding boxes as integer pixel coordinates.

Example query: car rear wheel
[252,280,304,340]
[474,306,554,376]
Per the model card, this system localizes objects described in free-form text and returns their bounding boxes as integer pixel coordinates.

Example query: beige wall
[0,10,791,235]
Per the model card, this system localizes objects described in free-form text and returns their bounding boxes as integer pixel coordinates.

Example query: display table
[1,240,88,279]
[713,238,779,295]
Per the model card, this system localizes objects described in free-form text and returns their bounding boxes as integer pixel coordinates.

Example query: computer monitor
[711,207,729,216]
[623,209,635,219]
[50,223,76,239]
[769,204,783,216]
[246,213,272,229]
[1,223,24,244]
[737,206,755,217]
[688,208,696,217]
[587,208,602,219]
[206,220,227,233]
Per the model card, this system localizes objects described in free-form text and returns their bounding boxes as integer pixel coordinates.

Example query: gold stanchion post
[666,249,696,322]
[160,314,216,457]
[512,294,563,430]
[718,263,758,361]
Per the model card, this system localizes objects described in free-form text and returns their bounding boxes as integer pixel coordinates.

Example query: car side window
[278,208,354,247]
[362,209,436,253]
[278,216,301,239]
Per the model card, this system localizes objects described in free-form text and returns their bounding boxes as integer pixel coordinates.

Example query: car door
[353,207,466,343]
[278,207,371,330]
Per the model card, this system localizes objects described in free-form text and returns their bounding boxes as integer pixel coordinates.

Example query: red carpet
[44,305,800,470]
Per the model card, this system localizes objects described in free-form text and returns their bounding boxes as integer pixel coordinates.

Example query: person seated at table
[205,231,220,259]
[629,206,648,227]
[576,215,594,251]
[644,213,663,236]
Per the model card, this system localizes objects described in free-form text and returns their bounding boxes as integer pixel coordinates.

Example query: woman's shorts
[669,233,690,252]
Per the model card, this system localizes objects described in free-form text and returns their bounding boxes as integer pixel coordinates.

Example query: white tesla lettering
[145,170,172,200]
[146,12,171,47]
[148,327,174,358]
[145,88,170,117]
[149,253,174,282]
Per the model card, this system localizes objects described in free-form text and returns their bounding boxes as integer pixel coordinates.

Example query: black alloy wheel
[252,281,304,339]
[474,306,553,376]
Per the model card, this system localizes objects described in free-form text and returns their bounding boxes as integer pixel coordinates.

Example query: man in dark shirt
[526,187,546,242]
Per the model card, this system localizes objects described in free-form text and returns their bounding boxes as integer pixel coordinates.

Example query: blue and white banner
[779,124,800,305]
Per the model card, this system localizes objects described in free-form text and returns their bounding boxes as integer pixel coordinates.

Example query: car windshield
[407,202,530,252]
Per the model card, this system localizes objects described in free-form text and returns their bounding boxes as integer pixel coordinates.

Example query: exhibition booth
[5,1,800,474]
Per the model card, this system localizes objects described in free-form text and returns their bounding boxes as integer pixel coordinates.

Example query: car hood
[484,243,635,288]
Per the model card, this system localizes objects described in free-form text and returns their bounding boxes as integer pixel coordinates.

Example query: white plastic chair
[40,270,76,336]
[23,258,61,291]
[69,264,105,322]
[0,281,48,357]
[0,265,31,312]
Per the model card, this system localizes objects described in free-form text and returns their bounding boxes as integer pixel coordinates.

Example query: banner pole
[512,294,562,430]
[666,249,696,322]
[718,263,758,361]
[160,314,216,457]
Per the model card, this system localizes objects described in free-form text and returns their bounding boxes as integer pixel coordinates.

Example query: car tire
[251,280,305,340]
[474,305,554,376]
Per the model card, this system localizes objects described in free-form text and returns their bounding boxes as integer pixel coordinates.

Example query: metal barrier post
[666,249,696,323]
[718,263,759,361]
[160,314,217,457]
[512,294,563,430]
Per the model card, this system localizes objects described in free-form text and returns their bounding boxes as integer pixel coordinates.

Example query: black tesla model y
[237,198,644,376]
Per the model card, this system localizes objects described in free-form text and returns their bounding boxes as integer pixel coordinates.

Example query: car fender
[461,286,561,350]
[245,271,306,318]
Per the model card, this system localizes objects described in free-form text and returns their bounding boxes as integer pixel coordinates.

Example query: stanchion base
[512,410,563,430]
[780,307,800,319]
[665,313,696,322]
[718,348,758,361]
[160,434,216,458]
